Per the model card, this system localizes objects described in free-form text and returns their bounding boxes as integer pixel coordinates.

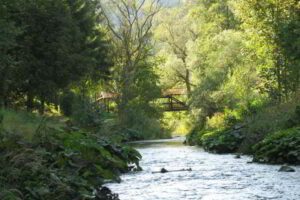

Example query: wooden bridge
[95,88,188,112]
[160,89,188,112]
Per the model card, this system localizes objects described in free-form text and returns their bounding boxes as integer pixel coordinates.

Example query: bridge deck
[96,88,188,112]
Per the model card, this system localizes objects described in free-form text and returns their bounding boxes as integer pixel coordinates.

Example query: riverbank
[0,109,141,199]
[186,103,300,165]
[106,139,300,200]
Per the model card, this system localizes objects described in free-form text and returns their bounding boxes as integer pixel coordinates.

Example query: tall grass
[0,109,66,140]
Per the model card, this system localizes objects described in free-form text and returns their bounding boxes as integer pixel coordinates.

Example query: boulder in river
[278,165,296,172]
[160,168,168,173]
[234,154,241,159]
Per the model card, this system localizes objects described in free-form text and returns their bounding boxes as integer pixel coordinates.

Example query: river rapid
[106,138,300,200]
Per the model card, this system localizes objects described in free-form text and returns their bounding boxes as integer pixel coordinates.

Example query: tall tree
[232,0,299,101]
[1,0,110,113]
[154,3,199,96]
[100,0,162,134]
[0,0,22,107]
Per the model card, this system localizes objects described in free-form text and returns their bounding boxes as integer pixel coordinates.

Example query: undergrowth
[0,109,141,200]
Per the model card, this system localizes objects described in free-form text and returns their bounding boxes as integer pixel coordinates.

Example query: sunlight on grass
[0,109,66,141]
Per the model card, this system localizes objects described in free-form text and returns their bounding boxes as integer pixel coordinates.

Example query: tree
[154,3,199,96]
[0,0,22,107]
[100,0,163,137]
[1,0,111,113]
[179,0,240,126]
[232,0,300,102]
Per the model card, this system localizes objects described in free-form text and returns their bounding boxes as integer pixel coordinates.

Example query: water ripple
[106,140,300,200]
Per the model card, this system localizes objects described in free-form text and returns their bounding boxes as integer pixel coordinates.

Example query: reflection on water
[106,138,300,200]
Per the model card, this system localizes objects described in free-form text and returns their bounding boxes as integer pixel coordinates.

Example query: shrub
[239,100,300,153]
[199,129,244,153]
[253,127,300,164]
[206,112,226,130]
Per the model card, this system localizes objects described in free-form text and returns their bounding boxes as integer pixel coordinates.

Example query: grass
[0,109,66,141]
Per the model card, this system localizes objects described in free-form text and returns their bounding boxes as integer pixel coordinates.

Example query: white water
[106,138,300,200]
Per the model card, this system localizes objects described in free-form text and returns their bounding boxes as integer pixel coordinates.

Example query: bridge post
[169,95,173,111]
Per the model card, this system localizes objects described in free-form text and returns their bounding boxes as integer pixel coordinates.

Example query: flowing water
[106,138,300,200]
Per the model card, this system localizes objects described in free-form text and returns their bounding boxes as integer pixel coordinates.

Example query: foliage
[0,0,111,113]
[100,0,165,140]
[175,0,300,163]
[232,0,300,101]
[192,128,244,154]
[238,98,300,153]
[253,127,300,164]
[0,0,22,107]
[161,112,192,136]
[0,110,141,199]
[115,62,164,140]
[154,3,199,95]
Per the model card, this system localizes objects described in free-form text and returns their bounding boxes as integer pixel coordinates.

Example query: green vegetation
[173,0,300,165]
[197,129,244,154]
[253,128,300,164]
[0,110,140,199]
[1,0,300,197]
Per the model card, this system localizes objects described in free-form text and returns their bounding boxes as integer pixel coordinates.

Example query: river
[106,138,300,200]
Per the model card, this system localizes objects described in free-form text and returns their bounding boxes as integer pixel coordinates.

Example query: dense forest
[0,0,299,199]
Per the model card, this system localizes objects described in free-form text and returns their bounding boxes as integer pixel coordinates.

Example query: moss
[253,127,300,164]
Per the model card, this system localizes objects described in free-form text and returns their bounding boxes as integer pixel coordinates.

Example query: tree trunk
[26,93,34,112]
[39,97,45,115]
[276,68,282,102]
[185,68,191,98]
[182,58,191,98]
[118,61,132,126]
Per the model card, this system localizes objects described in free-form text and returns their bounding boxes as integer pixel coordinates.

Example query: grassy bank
[0,109,141,199]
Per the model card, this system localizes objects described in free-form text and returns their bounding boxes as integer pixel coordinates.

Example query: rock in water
[235,154,241,159]
[278,165,296,172]
[96,186,120,200]
[160,168,168,173]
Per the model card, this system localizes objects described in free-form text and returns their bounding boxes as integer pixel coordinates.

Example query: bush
[206,112,226,130]
[199,129,244,153]
[239,100,300,153]
[253,127,300,164]
[246,100,299,138]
